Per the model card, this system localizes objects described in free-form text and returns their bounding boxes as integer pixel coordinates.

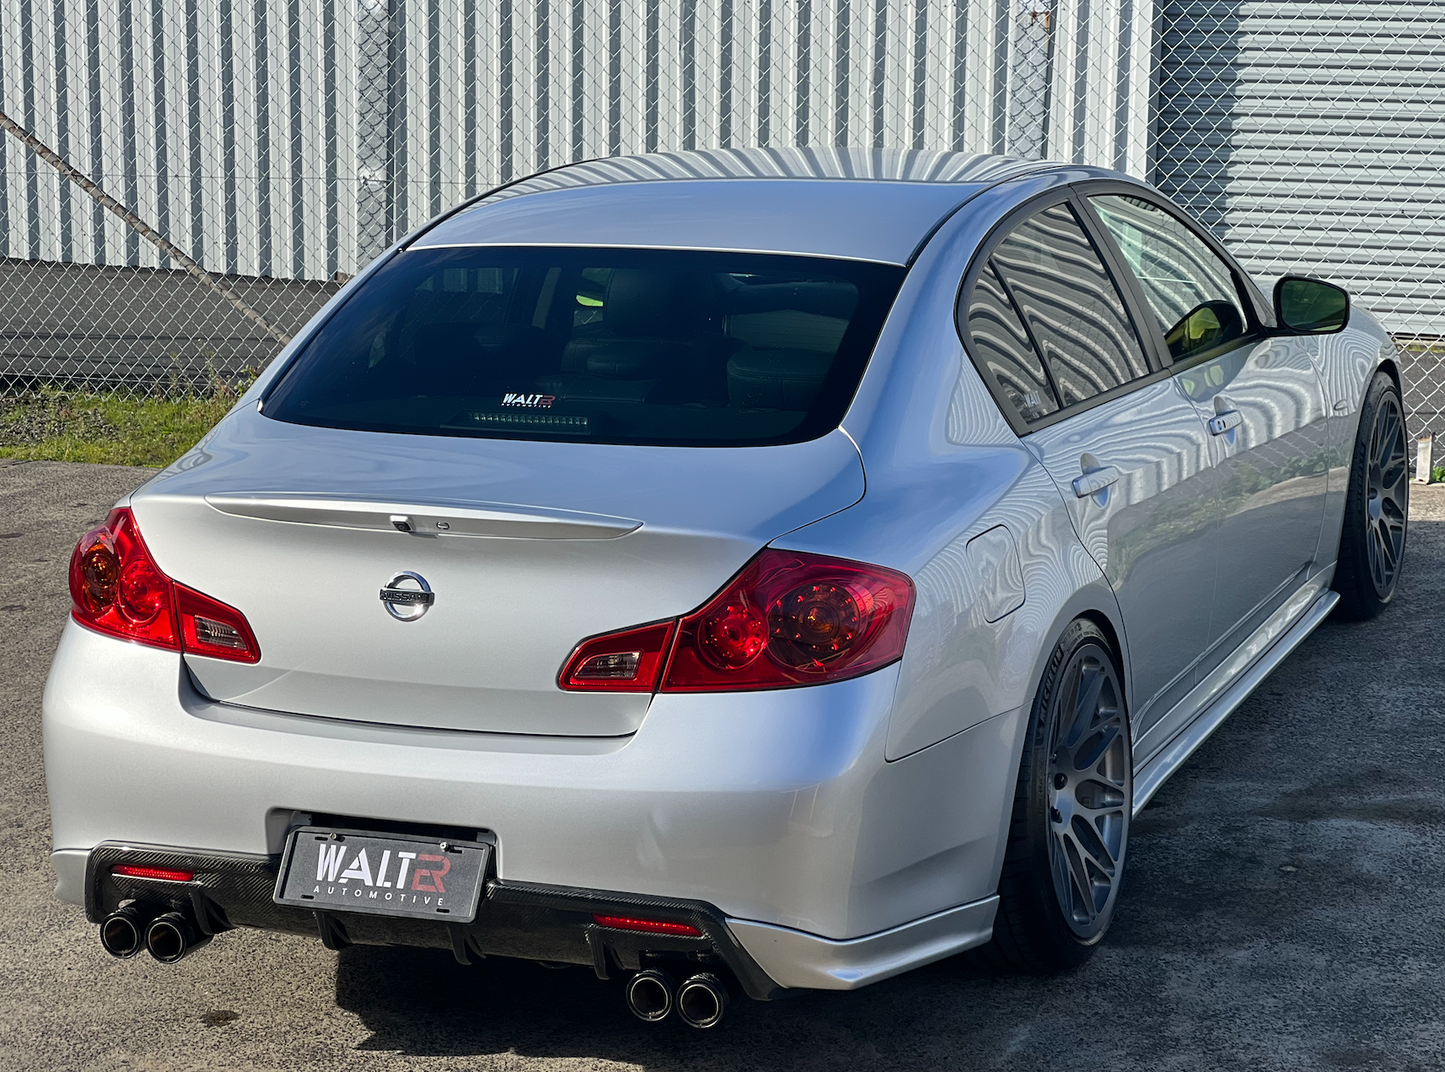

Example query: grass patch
[0,387,250,467]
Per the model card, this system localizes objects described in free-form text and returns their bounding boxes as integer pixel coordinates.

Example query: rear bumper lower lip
[58,844,998,995]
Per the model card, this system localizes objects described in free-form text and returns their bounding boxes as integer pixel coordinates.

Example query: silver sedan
[45,148,1408,1027]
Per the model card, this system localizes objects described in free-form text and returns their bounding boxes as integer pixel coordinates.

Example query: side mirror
[1274,276,1349,334]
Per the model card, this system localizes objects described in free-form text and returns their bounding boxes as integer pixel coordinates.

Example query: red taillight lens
[663,550,914,691]
[695,597,769,669]
[558,621,676,692]
[558,550,914,694]
[591,914,703,937]
[176,583,262,663]
[68,508,260,663]
[112,864,195,882]
[68,508,179,650]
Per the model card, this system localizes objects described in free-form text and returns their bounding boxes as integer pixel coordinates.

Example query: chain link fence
[0,1,1442,438]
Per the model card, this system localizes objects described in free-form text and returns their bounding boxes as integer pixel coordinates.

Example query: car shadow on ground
[333,944,1035,1068]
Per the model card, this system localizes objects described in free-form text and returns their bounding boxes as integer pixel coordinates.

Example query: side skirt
[1132,584,1341,816]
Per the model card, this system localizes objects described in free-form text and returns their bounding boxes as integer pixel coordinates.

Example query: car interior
[267,251,898,446]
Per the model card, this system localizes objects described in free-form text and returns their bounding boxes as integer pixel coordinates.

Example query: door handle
[1208,410,1243,436]
[1072,466,1120,499]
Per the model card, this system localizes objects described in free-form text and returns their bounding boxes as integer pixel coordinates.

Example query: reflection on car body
[45,148,1407,1026]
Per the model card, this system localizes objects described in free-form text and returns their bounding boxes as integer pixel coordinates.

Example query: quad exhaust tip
[676,973,729,1030]
[145,911,211,963]
[100,905,212,964]
[625,969,675,1023]
[99,904,154,959]
[625,969,730,1028]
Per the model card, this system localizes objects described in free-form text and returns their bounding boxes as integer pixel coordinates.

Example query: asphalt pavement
[1,458,1442,1071]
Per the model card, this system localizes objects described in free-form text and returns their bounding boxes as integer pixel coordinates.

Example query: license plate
[274,827,489,923]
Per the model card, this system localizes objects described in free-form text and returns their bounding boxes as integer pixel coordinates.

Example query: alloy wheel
[1046,644,1130,939]
[1365,392,1408,598]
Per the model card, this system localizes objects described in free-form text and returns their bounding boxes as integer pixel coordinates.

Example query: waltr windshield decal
[501,392,556,408]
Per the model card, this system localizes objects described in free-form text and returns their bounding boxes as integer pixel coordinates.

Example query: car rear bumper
[55,841,998,997]
[44,622,1021,991]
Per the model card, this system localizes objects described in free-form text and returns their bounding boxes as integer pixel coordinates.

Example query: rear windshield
[263,247,906,446]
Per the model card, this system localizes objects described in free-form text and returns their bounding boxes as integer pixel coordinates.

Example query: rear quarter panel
[770,173,1127,914]
[783,167,1127,759]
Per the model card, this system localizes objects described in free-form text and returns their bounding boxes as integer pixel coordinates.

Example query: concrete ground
[1,458,1442,1071]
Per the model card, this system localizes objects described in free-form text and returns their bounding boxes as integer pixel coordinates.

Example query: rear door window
[264,248,905,447]
[990,202,1152,407]
[963,262,1060,423]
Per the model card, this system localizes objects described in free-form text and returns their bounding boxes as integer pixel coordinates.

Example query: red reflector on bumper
[592,914,703,937]
[112,865,195,882]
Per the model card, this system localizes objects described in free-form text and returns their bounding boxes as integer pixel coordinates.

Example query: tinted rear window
[263,247,906,446]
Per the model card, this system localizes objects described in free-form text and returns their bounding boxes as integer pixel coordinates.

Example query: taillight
[69,509,179,651]
[68,507,261,663]
[664,550,914,691]
[176,583,262,663]
[558,621,676,692]
[558,549,914,693]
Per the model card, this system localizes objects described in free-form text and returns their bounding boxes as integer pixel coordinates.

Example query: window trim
[987,258,1065,416]
[954,186,1170,439]
[1073,181,1275,375]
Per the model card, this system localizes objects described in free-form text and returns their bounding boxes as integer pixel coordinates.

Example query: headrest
[604,270,715,336]
[722,280,857,319]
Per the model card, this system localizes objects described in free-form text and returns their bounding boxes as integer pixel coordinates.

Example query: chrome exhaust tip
[144,911,211,964]
[100,904,155,959]
[676,972,729,1030]
[624,969,676,1023]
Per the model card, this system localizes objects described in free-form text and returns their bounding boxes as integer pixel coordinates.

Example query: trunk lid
[131,407,864,735]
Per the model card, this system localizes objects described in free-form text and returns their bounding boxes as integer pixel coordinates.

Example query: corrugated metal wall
[0,0,1153,282]
[1155,0,1445,336]
[3,1,1441,400]
[0,0,363,280]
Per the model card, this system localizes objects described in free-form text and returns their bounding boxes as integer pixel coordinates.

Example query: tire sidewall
[1335,371,1408,619]
[1017,619,1132,963]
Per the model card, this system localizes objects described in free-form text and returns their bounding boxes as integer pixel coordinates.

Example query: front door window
[1089,194,1251,362]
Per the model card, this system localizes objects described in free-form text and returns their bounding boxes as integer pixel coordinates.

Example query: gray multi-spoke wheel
[975,617,1131,972]
[1364,391,1408,595]
[1335,371,1409,620]
[1046,647,1129,938]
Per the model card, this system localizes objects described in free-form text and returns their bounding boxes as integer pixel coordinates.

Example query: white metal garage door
[1153,1,1445,339]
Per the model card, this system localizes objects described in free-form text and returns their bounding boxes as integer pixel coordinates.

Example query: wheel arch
[1020,583,1133,727]
[1076,609,1126,691]
[1376,355,1403,401]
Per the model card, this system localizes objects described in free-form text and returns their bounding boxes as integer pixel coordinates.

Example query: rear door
[1084,191,1330,693]
[961,197,1219,731]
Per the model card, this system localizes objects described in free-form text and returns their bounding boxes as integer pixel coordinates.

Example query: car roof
[411,148,1070,266]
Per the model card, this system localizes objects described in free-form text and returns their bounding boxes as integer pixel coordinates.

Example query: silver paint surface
[42,156,1391,991]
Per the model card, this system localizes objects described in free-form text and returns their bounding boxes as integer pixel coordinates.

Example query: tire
[1333,370,1409,621]
[975,618,1132,973]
